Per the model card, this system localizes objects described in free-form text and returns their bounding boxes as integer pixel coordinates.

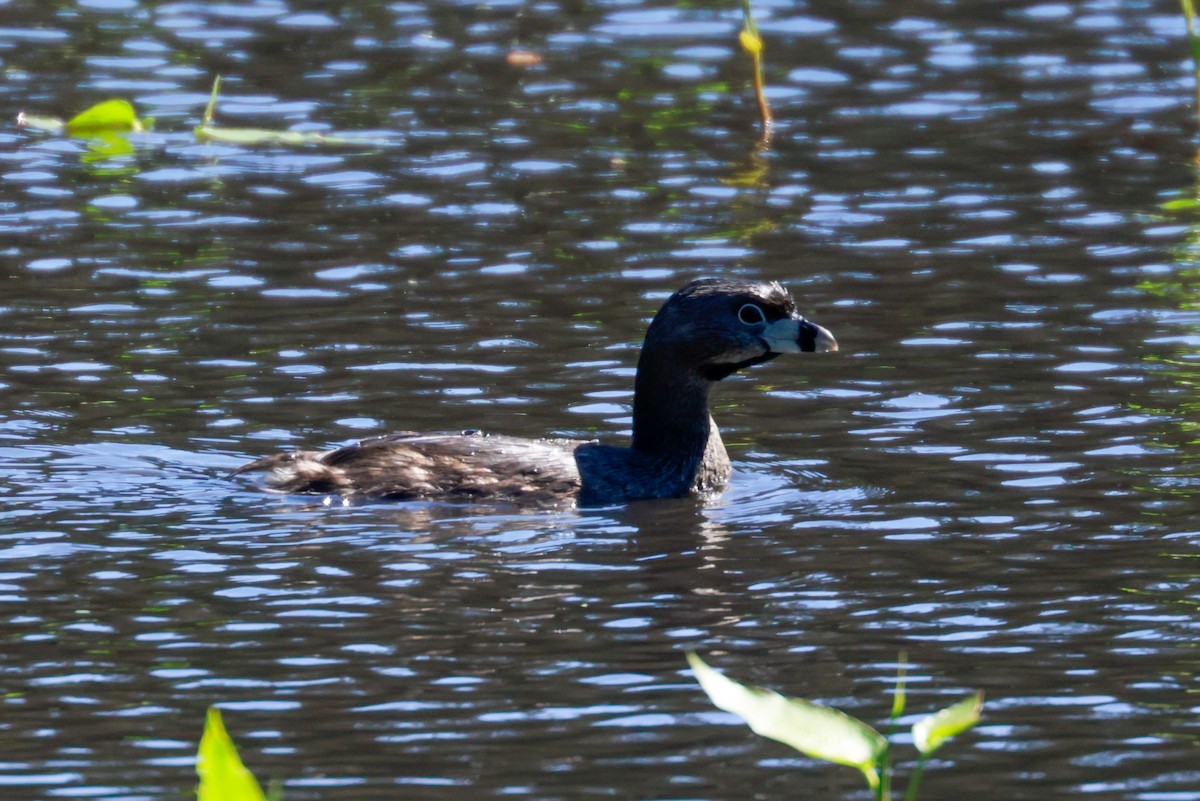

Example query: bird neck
[631,348,720,462]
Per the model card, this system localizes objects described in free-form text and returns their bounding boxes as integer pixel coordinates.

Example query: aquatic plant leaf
[687,652,887,789]
[16,111,65,133]
[65,99,143,135]
[197,707,269,801]
[891,653,908,721]
[194,125,388,147]
[911,692,983,756]
[1161,197,1200,210]
[195,74,390,148]
[202,75,222,127]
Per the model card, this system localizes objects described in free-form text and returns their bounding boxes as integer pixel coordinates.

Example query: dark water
[2,0,1200,799]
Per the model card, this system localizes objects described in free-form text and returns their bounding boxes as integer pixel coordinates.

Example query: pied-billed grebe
[233,278,836,506]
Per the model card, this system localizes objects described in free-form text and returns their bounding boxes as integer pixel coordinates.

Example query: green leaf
[1161,197,1200,210]
[16,112,65,133]
[891,653,907,721]
[911,692,983,756]
[194,75,391,148]
[194,125,388,148]
[65,99,144,135]
[197,707,269,801]
[687,652,887,790]
[202,75,222,127]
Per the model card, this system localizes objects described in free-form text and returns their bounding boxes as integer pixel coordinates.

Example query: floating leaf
[195,126,388,147]
[18,100,145,137]
[1161,197,1200,210]
[197,707,269,801]
[687,652,887,789]
[65,99,144,135]
[16,111,65,133]
[911,692,983,756]
[194,76,392,148]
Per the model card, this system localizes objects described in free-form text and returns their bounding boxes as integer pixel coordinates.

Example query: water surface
[2,1,1199,799]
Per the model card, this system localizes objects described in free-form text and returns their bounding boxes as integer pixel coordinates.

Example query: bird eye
[737,303,766,325]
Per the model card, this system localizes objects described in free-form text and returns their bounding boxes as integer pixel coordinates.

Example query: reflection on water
[2,0,1200,799]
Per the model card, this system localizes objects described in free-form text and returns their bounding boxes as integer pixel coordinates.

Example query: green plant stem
[202,75,221,127]
[903,756,928,801]
[891,652,907,721]
[875,653,907,801]
[1183,0,1200,125]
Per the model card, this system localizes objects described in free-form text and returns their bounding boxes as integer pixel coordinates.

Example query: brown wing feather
[232,432,585,503]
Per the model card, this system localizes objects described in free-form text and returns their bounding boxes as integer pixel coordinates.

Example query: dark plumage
[232,278,837,506]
